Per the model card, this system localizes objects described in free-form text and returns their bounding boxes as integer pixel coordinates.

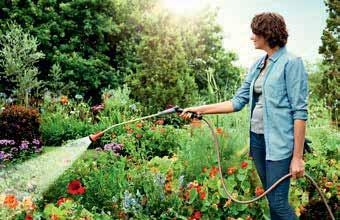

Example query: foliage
[40,93,94,146]
[0,105,43,165]
[0,105,41,143]
[0,0,141,103]
[126,8,198,113]
[0,0,242,107]
[318,0,339,125]
[178,8,242,101]
[0,23,44,107]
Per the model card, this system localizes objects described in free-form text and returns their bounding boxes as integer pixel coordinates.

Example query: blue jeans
[250,131,297,220]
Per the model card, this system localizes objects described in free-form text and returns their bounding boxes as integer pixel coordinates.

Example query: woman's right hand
[179,107,202,120]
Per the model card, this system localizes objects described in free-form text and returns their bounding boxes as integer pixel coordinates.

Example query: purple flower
[0,140,15,145]
[32,139,40,145]
[91,104,104,113]
[0,151,5,160]
[19,142,29,150]
[103,143,123,154]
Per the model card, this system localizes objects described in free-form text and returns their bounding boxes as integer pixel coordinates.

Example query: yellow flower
[150,167,160,173]
[23,196,35,210]
[295,207,301,217]
[0,194,5,204]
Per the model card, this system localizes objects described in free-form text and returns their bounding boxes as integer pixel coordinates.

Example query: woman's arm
[179,100,235,119]
[180,58,262,120]
[285,57,309,179]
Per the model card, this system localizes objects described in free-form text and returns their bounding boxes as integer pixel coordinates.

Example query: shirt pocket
[267,82,290,108]
[268,82,286,98]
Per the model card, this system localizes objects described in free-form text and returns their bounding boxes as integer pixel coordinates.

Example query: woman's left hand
[290,157,305,179]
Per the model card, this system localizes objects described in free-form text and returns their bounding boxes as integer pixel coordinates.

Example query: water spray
[88,106,335,220]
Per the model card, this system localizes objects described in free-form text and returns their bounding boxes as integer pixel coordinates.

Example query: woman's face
[250,33,267,50]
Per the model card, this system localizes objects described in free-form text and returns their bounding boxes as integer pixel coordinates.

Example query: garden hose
[88,106,335,220]
[202,118,335,220]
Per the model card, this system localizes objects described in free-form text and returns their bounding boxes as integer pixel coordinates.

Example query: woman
[180,12,308,220]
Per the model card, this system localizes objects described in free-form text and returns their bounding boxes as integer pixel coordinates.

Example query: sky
[161,0,328,68]
[217,0,328,68]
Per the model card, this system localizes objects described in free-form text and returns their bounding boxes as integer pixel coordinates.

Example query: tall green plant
[126,10,198,113]
[0,23,45,107]
[318,0,339,125]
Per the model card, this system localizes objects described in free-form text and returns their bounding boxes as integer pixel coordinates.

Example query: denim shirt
[230,46,308,161]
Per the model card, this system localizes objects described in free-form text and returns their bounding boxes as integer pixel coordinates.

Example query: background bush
[0,105,43,164]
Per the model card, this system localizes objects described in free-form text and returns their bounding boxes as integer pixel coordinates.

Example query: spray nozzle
[173,106,203,120]
[158,106,202,120]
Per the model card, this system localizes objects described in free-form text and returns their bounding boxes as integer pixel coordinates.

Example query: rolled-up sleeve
[284,57,309,121]
[230,63,256,112]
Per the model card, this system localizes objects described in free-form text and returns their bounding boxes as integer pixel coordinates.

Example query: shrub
[0,105,41,142]
[0,23,44,107]
[0,105,43,164]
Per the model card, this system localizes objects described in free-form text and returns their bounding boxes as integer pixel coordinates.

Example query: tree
[126,9,198,113]
[0,23,44,107]
[318,0,339,125]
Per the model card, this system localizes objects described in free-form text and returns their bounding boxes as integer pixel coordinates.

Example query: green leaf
[236,173,246,181]
[189,188,198,204]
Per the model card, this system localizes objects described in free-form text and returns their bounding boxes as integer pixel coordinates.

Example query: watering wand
[89,106,202,142]
[88,106,335,219]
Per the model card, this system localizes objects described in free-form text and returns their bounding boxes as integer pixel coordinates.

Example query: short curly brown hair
[251,12,289,48]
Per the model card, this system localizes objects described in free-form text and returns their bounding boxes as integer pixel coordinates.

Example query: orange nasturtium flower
[255,186,265,196]
[165,182,172,192]
[3,194,18,208]
[60,96,68,105]
[209,166,219,178]
[216,127,223,135]
[50,214,59,220]
[325,181,333,188]
[190,118,202,127]
[227,167,236,175]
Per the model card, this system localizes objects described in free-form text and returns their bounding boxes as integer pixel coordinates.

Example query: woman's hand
[290,157,305,179]
[179,107,202,120]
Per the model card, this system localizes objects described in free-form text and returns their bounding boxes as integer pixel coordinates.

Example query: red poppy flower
[57,197,73,206]
[135,133,142,138]
[194,211,202,219]
[241,161,248,168]
[67,180,86,195]
[25,215,33,220]
[136,123,143,128]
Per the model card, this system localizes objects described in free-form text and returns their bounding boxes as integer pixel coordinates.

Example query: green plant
[0,23,44,107]
[318,0,339,125]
